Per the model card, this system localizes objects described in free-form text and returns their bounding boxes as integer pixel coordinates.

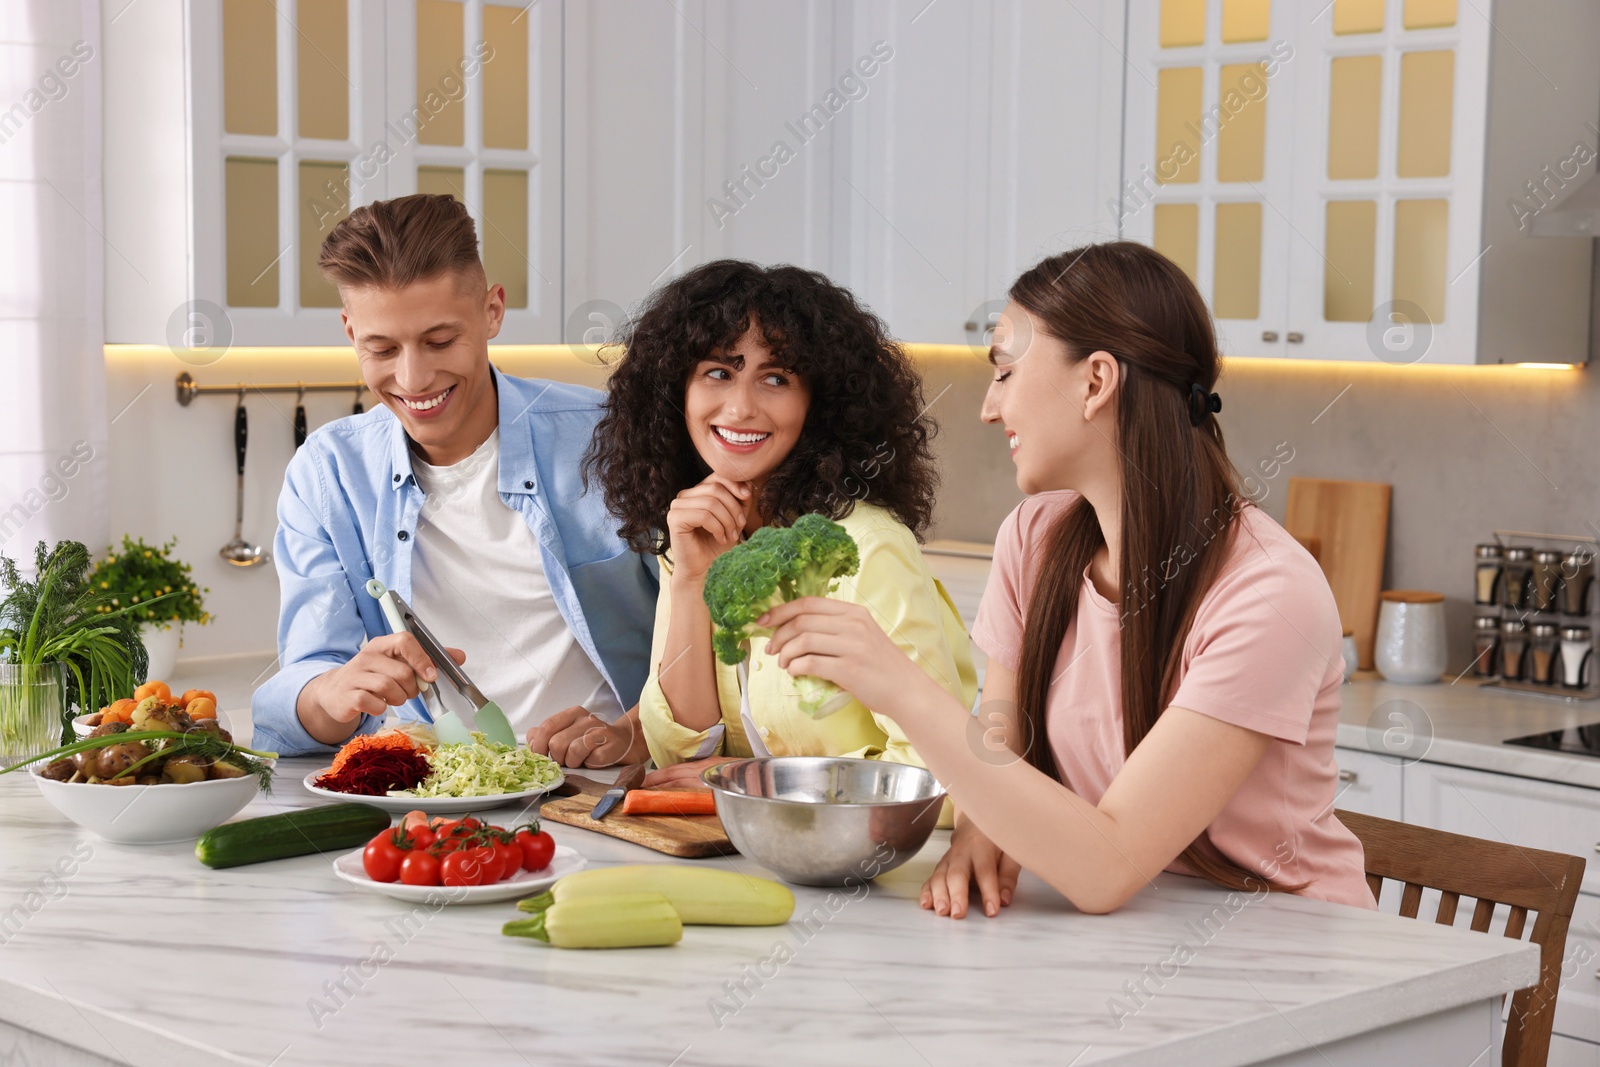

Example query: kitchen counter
[1337,675,1600,788]
[165,653,280,721]
[0,755,1536,1066]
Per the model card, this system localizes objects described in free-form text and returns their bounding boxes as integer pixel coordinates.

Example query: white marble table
[0,750,1538,1067]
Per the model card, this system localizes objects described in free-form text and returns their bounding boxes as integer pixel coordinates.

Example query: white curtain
[0,0,107,574]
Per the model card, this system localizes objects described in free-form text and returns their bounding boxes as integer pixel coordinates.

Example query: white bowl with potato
[31,766,266,844]
[23,688,273,844]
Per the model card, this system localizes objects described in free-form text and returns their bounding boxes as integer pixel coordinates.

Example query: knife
[590,763,650,821]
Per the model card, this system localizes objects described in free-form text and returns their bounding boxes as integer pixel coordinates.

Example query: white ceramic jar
[1374,591,1447,685]
[140,622,181,681]
[1341,631,1359,682]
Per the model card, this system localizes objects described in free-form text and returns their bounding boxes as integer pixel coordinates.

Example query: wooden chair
[1337,809,1586,1067]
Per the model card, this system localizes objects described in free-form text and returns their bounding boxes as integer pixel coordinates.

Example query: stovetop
[1504,722,1600,759]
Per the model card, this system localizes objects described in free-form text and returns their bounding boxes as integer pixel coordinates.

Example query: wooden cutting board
[540,774,737,859]
[1284,477,1392,670]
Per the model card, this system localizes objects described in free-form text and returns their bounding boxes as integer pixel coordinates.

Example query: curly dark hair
[584,259,939,556]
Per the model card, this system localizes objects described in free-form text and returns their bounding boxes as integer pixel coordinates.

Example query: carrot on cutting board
[620,789,718,817]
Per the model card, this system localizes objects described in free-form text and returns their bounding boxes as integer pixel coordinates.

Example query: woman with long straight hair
[761,242,1371,915]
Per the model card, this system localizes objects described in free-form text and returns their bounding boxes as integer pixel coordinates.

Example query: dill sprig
[2,730,280,792]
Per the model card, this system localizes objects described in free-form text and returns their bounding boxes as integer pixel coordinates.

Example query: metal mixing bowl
[701,756,945,886]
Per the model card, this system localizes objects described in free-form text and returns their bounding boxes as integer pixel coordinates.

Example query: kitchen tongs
[364,579,518,747]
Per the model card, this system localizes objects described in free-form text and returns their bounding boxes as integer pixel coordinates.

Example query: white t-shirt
[409,430,622,733]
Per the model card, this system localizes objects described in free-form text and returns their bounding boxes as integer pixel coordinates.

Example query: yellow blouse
[638,502,978,769]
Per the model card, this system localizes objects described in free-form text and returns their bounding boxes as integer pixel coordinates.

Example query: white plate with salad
[303,724,565,812]
[302,773,564,813]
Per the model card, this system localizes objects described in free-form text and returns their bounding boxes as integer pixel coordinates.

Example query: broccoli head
[787,513,861,597]
[702,529,795,665]
[701,515,862,719]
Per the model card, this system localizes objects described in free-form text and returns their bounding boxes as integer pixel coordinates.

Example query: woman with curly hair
[527,259,976,781]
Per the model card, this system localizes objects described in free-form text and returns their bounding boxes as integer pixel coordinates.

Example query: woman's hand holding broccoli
[762,595,935,720]
[703,515,881,718]
[666,474,752,584]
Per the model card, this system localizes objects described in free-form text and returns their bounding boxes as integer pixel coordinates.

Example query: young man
[251,194,653,764]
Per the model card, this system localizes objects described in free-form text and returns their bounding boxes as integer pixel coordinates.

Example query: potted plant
[0,541,153,754]
[89,536,210,680]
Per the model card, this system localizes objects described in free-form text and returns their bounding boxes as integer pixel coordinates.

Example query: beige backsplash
[106,344,1590,675]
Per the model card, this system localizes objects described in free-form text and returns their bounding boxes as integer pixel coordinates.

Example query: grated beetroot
[314,747,432,795]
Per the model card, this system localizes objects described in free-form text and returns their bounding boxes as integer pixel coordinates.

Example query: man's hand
[527,705,648,768]
[297,633,463,745]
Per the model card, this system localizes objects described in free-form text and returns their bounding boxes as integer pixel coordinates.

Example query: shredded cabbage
[386,721,438,750]
[396,733,562,798]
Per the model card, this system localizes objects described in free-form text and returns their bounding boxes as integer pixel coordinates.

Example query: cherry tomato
[514,828,556,872]
[362,830,406,883]
[440,850,476,887]
[406,825,437,851]
[491,838,522,883]
[435,817,482,837]
[399,850,442,887]
[463,844,499,886]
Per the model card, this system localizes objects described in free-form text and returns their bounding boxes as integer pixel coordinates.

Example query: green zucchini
[195,803,390,869]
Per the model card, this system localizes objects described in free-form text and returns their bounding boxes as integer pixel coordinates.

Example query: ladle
[219,389,268,568]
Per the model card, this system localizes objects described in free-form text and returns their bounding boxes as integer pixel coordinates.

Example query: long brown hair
[1010,242,1301,894]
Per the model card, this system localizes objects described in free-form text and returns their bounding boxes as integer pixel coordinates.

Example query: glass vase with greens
[0,541,163,755]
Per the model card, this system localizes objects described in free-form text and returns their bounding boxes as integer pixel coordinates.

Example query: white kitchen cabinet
[567,0,1126,347]
[1555,892,1600,1045]
[1403,760,1600,897]
[845,0,1126,345]
[1122,0,1599,364]
[1402,759,1600,1048]
[1121,0,1298,359]
[562,0,852,340]
[1551,1035,1600,1067]
[1332,745,1404,821]
[105,0,562,347]
[105,1,1128,349]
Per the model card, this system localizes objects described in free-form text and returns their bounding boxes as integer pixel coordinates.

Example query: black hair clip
[1187,382,1222,426]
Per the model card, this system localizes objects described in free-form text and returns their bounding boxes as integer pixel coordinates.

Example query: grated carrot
[328,730,418,776]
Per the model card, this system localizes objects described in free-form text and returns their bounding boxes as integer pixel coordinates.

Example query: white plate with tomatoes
[333,843,585,905]
[301,769,565,813]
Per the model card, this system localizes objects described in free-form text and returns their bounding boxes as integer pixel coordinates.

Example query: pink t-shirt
[972,491,1373,909]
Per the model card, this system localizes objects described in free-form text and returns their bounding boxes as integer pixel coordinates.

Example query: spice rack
[1475,529,1599,702]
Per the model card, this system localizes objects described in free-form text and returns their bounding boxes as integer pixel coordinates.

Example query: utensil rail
[176,372,367,406]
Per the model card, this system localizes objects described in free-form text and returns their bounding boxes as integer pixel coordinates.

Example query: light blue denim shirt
[251,369,658,756]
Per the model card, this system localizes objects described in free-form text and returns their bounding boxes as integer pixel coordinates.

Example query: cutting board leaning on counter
[253,193,1368,919]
